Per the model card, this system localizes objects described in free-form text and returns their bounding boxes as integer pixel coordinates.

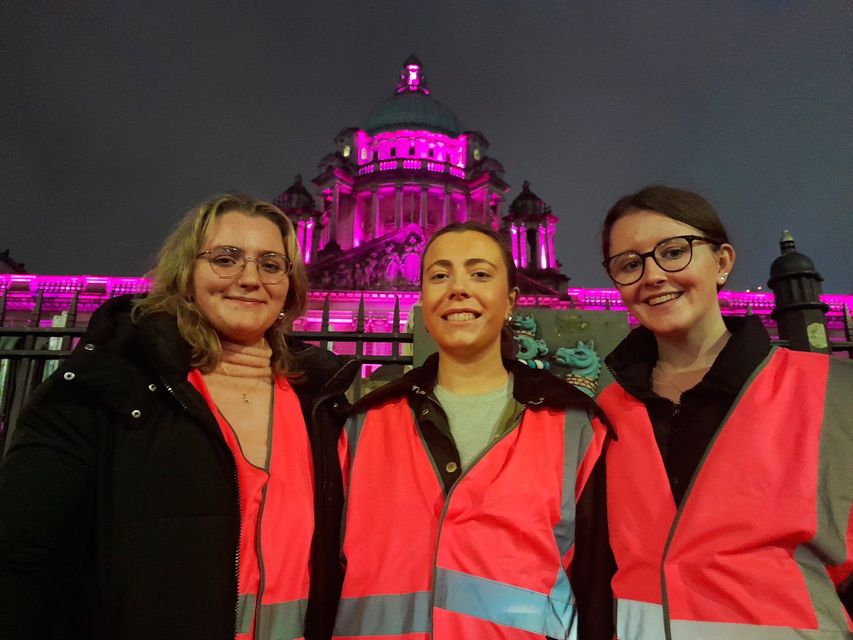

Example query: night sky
[2,1,851,293]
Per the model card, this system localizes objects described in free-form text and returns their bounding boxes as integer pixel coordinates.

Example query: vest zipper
[427,407,526,626]
[159,376,243,638]
[253,390,275,637]
[253,482,270,635]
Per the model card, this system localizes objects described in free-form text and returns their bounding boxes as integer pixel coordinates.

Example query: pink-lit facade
[1,273,851,342]
[506,182,558,271]
[5,56,849,362]
[308,56,508,261]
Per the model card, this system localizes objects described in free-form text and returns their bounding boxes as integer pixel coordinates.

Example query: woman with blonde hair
[0,194,357,640]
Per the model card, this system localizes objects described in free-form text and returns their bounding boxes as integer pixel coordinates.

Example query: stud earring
[278,309,286,320]
[505,313,513,325]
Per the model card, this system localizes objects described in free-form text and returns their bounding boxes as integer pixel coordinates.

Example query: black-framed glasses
[196,246,291,284]
[603,235,717,286]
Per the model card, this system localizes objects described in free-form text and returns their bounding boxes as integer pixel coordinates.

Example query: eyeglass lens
[206,247,289,283]
[607,236,694,285]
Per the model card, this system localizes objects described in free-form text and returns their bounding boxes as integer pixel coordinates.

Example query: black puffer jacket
[0,295,357,640]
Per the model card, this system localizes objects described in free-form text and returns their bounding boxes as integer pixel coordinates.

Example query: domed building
[2,55,847,399]
[275,55,566,295]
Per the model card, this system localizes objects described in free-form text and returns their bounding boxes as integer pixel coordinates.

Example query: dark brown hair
[601,185,731,262]
[421,221,519,359]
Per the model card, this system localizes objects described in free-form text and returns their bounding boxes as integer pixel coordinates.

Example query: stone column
[329,185,340,243]
[420,187,428,229]
[395,185,403,228]
[482,191,489,225]
[443,189,451,227]
[372,189,381,238]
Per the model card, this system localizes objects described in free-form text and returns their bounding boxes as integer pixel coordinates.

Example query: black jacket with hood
[0,295,358,640]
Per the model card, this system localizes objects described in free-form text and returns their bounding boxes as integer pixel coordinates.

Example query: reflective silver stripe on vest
[256,598,308,640]
[435,567,576,638]
[334,570,577,638]
[343,413,368,478]
[334,591,432,636]
[616,599,665,640]
[618,597,852,639]
[553,407,593,558]
[236,594,307,638]
[804,356,853,630]
[341,413,368,550]
[237,593,256,634]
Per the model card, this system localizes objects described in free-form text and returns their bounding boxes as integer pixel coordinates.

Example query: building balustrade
[357,158,465,178]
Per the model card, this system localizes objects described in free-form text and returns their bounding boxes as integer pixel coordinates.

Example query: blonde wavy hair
[132,193,309,375]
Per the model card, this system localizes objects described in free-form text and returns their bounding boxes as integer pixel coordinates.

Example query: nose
[235,258,261,287]
[448,274,470,299]
[639,254,667,286]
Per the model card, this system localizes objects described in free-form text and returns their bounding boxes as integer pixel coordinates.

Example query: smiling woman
[333,222,615,640]
[0,194,358,640]
[598,185,853,639]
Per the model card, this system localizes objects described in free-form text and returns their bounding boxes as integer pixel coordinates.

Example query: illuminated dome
[363,55,464,136]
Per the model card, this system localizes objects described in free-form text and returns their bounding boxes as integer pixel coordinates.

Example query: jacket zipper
[159,376,243,638]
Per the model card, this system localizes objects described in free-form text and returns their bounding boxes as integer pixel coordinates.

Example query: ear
[508,286,519,309]
[716,243,736,283]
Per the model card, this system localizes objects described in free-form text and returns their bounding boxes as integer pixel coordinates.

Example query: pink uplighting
[1,275,850,334]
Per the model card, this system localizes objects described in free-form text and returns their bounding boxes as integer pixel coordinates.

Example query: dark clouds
[2,1,851,291]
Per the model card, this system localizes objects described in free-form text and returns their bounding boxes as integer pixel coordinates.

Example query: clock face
[473,148,481,160]
[343,144,351,157]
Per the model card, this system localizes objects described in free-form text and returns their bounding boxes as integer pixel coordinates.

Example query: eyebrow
[210,245,288,257]
[425,258,498,271]
[609,236,680,258]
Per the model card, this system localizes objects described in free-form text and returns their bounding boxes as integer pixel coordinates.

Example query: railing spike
[320,293,331,351]
[392,296,401,358]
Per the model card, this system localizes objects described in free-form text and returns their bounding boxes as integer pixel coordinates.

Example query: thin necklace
[652,365,690,395]
[218,361,265,404]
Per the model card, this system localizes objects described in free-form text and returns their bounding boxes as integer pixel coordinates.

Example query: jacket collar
[605,314,772,399]
[351,352,598,414]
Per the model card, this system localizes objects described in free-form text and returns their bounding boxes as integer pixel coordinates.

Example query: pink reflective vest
[189,371,314,640]
[599,348,853,640]
[333,396,606,639]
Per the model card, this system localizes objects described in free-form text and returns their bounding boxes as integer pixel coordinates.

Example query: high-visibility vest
[189,371,315,640]
[334,397,605,640]
[599,348,853,640]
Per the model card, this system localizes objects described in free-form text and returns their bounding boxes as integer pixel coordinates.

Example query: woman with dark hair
[332,222,614,640]
[0,194,358,640]
[598,185,853,639]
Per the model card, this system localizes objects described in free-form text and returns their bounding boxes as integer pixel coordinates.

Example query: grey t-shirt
[434,375,514,469]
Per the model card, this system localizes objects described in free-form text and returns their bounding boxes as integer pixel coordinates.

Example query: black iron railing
[0,293,414,456]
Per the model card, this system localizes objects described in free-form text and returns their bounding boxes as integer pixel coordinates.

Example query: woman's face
[607,210,734,340]
[421,230,517,362]
[191,211,290,346]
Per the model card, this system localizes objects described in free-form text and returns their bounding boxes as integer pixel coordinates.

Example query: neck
[216,339,273,378]
[436,347,508,395]
[655,315,730,370]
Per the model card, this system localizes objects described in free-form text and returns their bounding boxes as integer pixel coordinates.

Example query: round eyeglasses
[603,235,717,286]
[197,246,291,284]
